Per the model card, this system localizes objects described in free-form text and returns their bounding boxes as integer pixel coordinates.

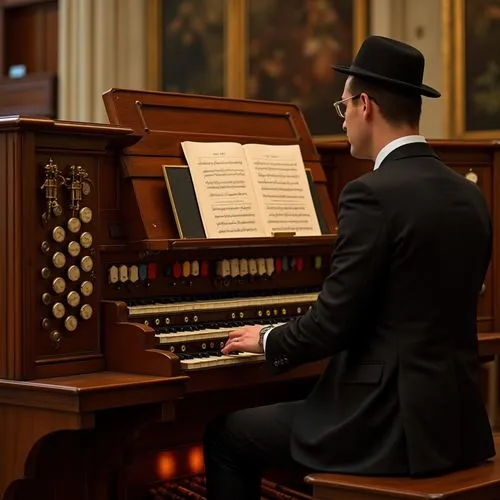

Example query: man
[203,35,495,499]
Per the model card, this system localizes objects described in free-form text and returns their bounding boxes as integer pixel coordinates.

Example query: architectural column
[58,0,148,123]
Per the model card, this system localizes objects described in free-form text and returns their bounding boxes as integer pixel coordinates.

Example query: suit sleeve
[265,179,387,374]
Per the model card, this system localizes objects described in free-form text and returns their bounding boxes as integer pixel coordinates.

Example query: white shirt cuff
[263,328,274,351]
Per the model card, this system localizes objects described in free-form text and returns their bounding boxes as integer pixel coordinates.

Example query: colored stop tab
[147,262,158,280]
[282,256,289,271]
[172,261,182,279]
[296,257,304,271]
[200,260,209,277]
[275,257,282,273]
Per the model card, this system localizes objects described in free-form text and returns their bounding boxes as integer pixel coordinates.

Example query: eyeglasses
[332,94,361,119]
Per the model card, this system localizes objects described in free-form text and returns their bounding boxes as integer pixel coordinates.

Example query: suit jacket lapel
[379,142,440,169]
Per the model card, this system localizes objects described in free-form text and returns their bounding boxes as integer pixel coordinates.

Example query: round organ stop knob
[52,277,67,294]
[80,304,93,320]
[79,207,93,224]
[52,226,66,243]
[52,252,67,269]
[465,170,478,184]
[67,265,81,282]
[52,302,66,319]
[68,241,81,257]
[80,232,93,248]
[80,256,94,272]
[67,217,82,234]
[80,280,94,297]
[42,293,52,305]
[64,315,78,332]
[50,330,62,343]
[67,291,81,307]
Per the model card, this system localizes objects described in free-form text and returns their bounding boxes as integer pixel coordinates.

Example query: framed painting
[453,0,500,138]
[245,0,369,138]
[148,0,227,96]
[148,0,368,137]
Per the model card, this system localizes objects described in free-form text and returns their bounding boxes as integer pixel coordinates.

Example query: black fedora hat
[333,35,440,98]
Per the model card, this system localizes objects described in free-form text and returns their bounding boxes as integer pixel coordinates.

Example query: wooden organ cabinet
[1,92,500,500]
[0,91,337,500]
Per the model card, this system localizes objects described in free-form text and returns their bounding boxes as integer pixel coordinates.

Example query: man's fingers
[221,337,237,354]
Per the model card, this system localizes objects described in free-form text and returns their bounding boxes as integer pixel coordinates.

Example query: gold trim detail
[452,0,500,138]
[147,0,161,90]
[442,0,452,137]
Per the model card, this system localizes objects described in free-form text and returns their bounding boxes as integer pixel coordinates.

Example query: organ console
[1,92,499,500]
[0,92,336,500]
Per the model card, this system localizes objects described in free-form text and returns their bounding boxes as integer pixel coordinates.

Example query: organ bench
[305,434,500,500]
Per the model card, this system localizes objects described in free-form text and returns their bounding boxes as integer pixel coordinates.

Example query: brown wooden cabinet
[0,0,58,117]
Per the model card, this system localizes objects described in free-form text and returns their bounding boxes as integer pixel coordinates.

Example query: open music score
[180,141,321,239]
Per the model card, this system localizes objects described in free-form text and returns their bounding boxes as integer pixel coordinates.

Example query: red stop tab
[296,257,304,271]
[275,257,282,273]
[172,261,182,279]
[147,262,158,280]
[201,260,209,277]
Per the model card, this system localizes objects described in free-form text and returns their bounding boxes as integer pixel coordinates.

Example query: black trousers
[203,400,307,500]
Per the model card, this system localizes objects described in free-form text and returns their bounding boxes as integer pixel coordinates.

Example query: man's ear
[361,93,373,119]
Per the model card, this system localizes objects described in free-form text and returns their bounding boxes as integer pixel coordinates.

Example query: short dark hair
[348,76,422,128]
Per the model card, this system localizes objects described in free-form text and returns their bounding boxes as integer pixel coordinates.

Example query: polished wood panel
[0,372,187,500]
[3,0,58,75]
[103,89,337,247]
[0,73,56,116]
[0,0,58,118]
[0,116,135,380]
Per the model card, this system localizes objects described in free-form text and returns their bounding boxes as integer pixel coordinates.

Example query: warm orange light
[188,446,205,474]
[156,451,177,479]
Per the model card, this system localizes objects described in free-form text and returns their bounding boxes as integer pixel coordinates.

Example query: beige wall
[370,0,447,139]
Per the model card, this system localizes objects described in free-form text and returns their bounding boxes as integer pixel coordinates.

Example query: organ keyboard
[124,288,317,370]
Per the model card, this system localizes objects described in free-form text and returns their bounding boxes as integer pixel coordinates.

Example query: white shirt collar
[373,135,427,171]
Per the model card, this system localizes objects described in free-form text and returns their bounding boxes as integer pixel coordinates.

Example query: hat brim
[333,64,441,98]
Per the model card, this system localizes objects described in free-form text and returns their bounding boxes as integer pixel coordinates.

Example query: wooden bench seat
[305,435,500,500]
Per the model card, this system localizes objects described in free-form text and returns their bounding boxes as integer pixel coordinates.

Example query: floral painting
[160,0,225,96]
[152,0,367,136]
[246,0,368,137]
[455,0,500,136]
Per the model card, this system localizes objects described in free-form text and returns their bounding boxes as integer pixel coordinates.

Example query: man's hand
[221,325,263,355]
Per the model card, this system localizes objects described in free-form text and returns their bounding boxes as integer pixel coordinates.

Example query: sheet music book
[180,141,321,239]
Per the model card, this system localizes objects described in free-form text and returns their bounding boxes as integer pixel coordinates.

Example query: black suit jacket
[265,142,495,476]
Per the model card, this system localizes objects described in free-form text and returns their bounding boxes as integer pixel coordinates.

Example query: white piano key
[128,292,319,317]
[155,322,286,344]
[180,352,265,370]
